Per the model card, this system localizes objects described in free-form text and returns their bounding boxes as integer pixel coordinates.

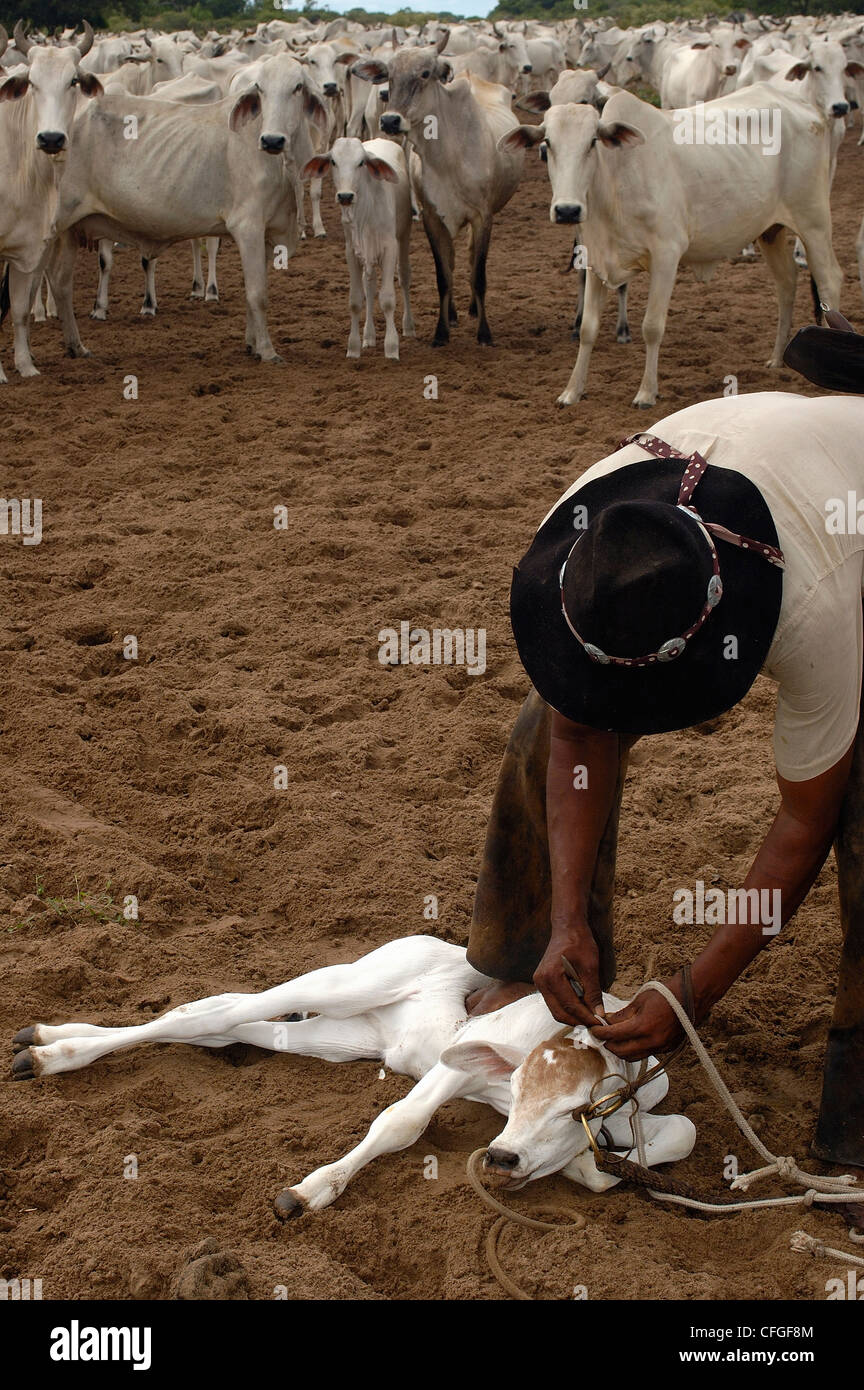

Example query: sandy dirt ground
[1,121,863,1303]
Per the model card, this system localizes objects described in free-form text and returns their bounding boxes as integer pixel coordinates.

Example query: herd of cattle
[2,12,864,404]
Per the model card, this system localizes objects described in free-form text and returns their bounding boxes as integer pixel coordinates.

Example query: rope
[789,1230,864,1267]
[467,1148,585,1301]
[636,980,864,1213]
[467,978,864,1298]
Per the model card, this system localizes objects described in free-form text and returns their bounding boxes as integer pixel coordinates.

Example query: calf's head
[302,136,398,206]
[441,1026,615,1187]
[501,102,643,225]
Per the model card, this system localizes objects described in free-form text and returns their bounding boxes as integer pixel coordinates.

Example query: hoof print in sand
[171,1237,252,1300]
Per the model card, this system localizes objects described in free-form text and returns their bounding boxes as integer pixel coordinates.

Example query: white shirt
[545,392,864,781]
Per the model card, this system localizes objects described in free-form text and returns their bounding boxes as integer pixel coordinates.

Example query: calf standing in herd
[303,136,415,360]
[353,31,524,347]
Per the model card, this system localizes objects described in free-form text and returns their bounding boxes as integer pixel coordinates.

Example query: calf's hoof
[11,1048,37,1080]
[274,1189,305,1222]
[12,1026,38,1053]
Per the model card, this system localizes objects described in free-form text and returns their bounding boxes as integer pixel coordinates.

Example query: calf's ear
[596,120,644,148]
[364,154,399,182]
[229,88,261,130]
[77,71,103,97]
[500,123,545,151]
[302,154,331,179]
[440,1040,524,1081]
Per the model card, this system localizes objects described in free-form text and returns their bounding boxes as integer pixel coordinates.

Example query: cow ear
[440,1040,523,1080]
[229,88,261,130]
[785,60,811,81]
[352,58,388,84]
[734,37,751,50]
[77,71,103,97]
[690,39,711,50]
[500,123,545,151]
[303,85,329,137]
[301,154,331,179]
[335,51,360,65]
[0,74,30,102]
[437,59,453,83]
[596,120,644,148]
[516,90,551,113]
[364,155,398,182]
[847,61,864,78]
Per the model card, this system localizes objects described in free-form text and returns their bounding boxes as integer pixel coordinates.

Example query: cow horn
[597,61,611,79]
[0,25,7,60]
[143,32,152,48]
[13,19,33,56]
[391,27,397,48]
[435,28,449,54]
[76,20,94,57]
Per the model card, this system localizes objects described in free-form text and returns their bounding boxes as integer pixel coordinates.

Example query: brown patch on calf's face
[513,1032,606,1115]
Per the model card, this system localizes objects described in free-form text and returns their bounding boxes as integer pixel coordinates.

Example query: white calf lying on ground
[12,936,696,1216]
[302,136,415,360]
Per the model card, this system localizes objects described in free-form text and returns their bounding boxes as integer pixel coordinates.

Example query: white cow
[661,29,751,108]
[0,22,100,382]
[46,53,328,366]
[504,86,843,407]
[303,136,414,360]
[10,935,696,1215]
[353,31,524,347]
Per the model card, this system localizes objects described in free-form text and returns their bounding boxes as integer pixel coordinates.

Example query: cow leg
[8,265,39,378]
[275,1062,472,1216]
[362,265,377,349]
[140,255,157,317]
[379,246,399,360]
[232,228,281,363]
[633,251,679,408]
[190,239,205,299]
[795,223,843,321]
[614,283,631,344]
[90,240,114,321]
[345,240,364,358]
[858,214,864,310]
[422,206,455,345]
[557,268,604,406]
[205,238,219,301]
[47,233,91,360]
[310,178,327,239]
[398,228,415,339]
[469,218,493,346]
[757,227,797,368]
[31,274,47,324]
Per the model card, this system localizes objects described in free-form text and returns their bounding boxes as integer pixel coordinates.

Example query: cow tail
[0,263,9,327]
[810,273,821,324]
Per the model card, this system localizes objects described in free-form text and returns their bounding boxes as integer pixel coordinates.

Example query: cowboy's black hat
[510,443,783,735]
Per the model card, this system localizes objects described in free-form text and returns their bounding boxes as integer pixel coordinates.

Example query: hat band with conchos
[559,433,785,670]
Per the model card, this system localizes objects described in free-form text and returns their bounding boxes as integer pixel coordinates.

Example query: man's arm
[532,710,621,1026]
[594,743,856,1060]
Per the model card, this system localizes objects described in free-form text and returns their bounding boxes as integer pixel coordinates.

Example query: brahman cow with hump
[11,935,696,1215]
[503,84,843,407]
[0,21,100,383]
[45,52,328,366]
[352,30,524,348]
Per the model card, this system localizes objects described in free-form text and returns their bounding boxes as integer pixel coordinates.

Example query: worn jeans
[466,688,864,1168]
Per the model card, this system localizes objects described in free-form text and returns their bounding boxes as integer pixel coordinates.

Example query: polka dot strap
[617,432,785,570]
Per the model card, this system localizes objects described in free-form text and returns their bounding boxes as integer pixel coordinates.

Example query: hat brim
[783,326,864,393]
[510,457,783,735]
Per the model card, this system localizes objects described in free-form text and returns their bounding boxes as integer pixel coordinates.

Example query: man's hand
[533,926,606,1028]
[591,977,683,1060]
